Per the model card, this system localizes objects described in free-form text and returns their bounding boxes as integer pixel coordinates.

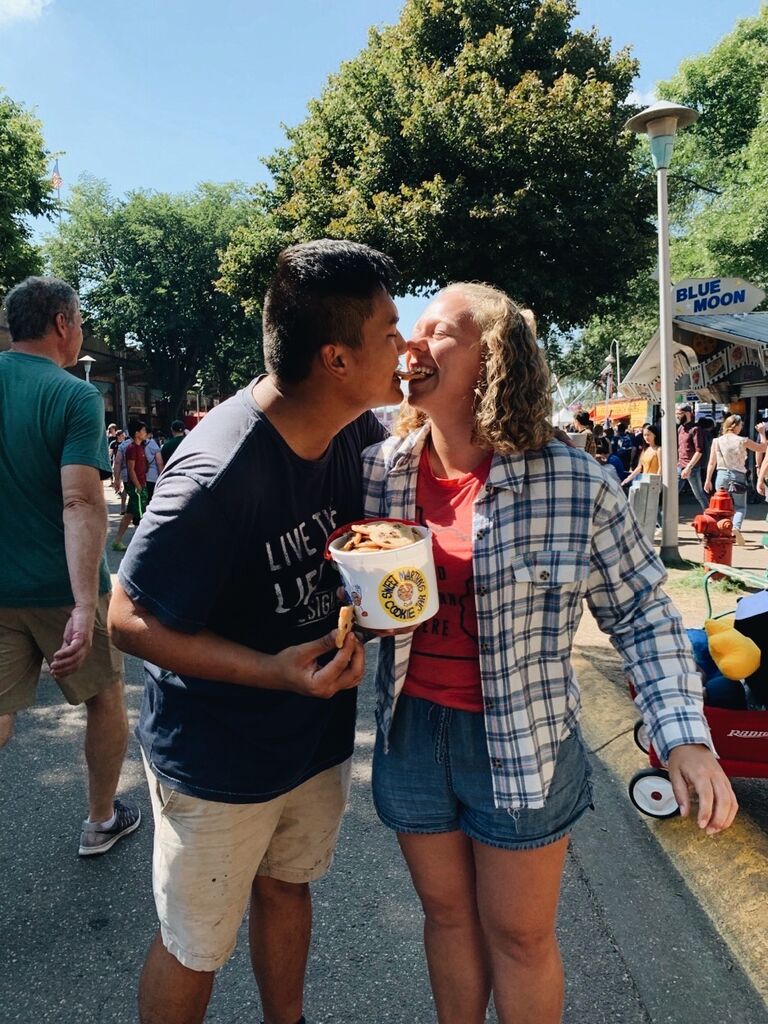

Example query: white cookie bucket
[325,519,439,630]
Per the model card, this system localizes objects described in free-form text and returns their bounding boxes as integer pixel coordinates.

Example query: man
[573,410,597,456]
[108,240,406,1024]
[144,428,164,500]
[160,418,186,467]
[611,420,634,474]
[596,437,626,484]
[112,429,132,514]
[108,427,125,465]
[0,276,140,855]
[676,404,707,510]
[112,420,149,551]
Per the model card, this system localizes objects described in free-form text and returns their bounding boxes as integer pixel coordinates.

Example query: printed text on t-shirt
[266,507,338,618]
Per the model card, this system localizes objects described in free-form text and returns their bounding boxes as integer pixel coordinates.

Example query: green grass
[668,565,750,595]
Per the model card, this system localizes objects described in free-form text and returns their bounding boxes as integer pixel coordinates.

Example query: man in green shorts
[112,420,149,551]
[0,276,141,856]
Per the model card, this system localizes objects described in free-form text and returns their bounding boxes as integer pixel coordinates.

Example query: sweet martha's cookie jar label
[378,566,430,622]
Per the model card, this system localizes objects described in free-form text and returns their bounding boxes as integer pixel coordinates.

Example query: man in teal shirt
[0,276,140,856]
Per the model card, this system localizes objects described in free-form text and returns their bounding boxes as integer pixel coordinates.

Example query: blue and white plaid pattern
[363,424,712,811]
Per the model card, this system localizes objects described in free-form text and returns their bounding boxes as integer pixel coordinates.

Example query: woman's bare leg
[474,836,569,1024]
[398,831,491,1024]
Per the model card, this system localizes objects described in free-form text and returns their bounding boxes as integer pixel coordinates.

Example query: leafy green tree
[555,271,657,382]
[220,0,655,332]
[660,7,768,289]
[47,179,261,417]
[570,8,768,385]
[0,91,57,291]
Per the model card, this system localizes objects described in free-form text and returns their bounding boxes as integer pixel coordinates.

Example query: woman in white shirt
[704,414,766,544]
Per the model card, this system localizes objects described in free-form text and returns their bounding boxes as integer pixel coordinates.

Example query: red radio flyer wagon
[628,565,768,819]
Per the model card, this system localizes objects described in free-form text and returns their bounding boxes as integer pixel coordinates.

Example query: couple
[110,240,737,1024]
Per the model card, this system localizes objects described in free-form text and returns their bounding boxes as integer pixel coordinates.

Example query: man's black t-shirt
[118,382,387,803]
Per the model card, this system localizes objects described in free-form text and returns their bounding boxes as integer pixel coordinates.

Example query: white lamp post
[624,101,699,562]
[79,354,95,384]
[611,339,621,396]
[601,358,614,424]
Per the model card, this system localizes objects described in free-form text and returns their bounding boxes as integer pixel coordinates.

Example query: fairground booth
[620,277,768,429]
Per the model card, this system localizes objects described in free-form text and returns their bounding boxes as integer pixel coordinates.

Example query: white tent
[552,407,574,426]
[620,330,698,398]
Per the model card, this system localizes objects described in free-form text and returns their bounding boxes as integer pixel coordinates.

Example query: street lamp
[79,354,95,384]
[600,358,614,424]
[624,101,699,562]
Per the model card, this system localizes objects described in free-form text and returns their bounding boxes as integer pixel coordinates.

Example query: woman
[703,414,766,545]
[362,283,737,1024]
[622,422,661,487]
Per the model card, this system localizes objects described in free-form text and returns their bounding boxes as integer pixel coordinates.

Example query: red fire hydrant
[693,489,735,570]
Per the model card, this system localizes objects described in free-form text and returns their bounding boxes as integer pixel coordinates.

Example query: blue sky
[0,0,760,332]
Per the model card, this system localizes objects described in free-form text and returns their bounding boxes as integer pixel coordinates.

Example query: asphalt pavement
[1,638,767,1024]
[1,490,766,1024]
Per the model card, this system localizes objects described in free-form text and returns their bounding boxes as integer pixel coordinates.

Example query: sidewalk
[3,645,767,1023]
[676,494,768,572]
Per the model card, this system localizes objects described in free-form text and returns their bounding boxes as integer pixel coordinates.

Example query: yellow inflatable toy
[704,618,761,681]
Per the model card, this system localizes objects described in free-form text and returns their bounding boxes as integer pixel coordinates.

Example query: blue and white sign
[672,277,764,316]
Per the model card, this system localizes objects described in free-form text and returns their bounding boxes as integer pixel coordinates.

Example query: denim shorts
[372,695,593,851]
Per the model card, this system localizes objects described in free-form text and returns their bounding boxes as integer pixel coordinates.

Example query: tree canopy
[0,91,57,292]
[661,6,768,287]
[47,179,261,416]
[562,7,768,385]
[220,0,655,332]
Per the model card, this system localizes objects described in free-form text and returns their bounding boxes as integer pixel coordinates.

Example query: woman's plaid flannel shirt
[362,424,712,811]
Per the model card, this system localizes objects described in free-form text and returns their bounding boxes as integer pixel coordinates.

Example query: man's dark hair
[616,421,628,433]
[171,419,185,433]
[3,276,79,342]
[575,412,592,428]
[262,239,399,384]
[128,419,146,439]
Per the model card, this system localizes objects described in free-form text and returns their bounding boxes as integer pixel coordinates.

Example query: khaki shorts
[0,593,122,714]
[144,755,353,972]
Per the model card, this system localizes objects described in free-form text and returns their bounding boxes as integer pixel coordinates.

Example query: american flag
[51,160,62,190]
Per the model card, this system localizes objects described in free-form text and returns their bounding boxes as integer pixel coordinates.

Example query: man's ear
[319,343,349,379]
[53,311,69,339]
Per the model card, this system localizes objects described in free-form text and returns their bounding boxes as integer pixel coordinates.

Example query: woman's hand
[704,479,713,493]
[667,744,738,834]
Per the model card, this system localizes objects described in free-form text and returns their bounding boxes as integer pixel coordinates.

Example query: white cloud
[628,89,658,108]
[0,0,54,28]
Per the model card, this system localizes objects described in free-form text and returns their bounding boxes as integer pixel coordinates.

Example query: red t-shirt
[403,447,492,712]
[125,442,147,488]
[677,421,703,468]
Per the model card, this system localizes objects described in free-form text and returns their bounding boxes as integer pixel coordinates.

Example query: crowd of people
[0,260,743,1024]
[567,404,768,542]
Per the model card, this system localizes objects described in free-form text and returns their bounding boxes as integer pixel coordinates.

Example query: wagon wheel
[628,769,680,819]
[633,719,651,754]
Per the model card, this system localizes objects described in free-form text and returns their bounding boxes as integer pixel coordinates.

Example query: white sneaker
[734,529,746,547]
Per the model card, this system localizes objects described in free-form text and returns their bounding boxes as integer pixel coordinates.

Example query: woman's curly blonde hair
[395,282,554,453]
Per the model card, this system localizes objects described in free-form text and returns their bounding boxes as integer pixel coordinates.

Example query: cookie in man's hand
[336,605,355,649]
